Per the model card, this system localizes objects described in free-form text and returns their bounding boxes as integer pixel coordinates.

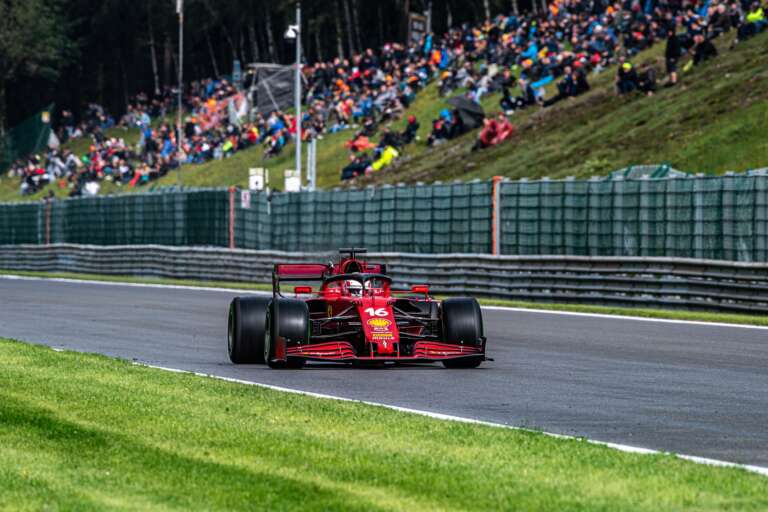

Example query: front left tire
[265,299,309,369]
[228,296,272,364]
[440,297,484,369]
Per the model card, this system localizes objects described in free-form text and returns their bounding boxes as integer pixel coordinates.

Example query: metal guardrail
[2,244,767,314]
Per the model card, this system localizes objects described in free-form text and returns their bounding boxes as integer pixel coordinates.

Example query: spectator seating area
[5,0,766,195]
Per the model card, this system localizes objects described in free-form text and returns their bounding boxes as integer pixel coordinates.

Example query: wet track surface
[2,277,767,466]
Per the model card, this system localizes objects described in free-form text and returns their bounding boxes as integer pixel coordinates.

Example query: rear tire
[440,298,484,369]
[228,297,271,364]
[266,299,309,369]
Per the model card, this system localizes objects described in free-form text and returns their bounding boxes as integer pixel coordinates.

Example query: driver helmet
[346,280,363,297]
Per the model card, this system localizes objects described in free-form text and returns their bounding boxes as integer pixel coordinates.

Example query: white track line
[134,360,768,478]
[3,274,767,330]
[481,305,768,331]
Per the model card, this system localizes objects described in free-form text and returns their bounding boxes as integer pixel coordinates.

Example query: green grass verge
[2,269,766,327]
[1,337,766,511]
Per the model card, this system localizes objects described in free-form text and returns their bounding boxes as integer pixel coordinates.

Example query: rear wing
[272,262,388,296]
[272,264,327,298]
[274,264,329,280]
[274,262,387,280]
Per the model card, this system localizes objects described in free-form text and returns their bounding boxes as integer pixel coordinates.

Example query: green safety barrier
[0,189,228,247]
[499,175,768,261]
[233,181,492,253]
[0,202,44,244]
[1,175,766,261]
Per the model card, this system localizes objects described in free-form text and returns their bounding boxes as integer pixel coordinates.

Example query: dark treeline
[1,0,543,131]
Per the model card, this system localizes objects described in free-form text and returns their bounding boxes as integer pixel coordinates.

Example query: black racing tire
[442,357,483,369]
[266,299,309,369]
[228,296,271,364]
[440,297,484,369]
[441,297,483,344]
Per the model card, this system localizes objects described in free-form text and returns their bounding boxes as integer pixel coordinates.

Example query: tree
[0,0,523,132]
[147,0,161,95]
[342,0,356,55]
[0,0,74,134]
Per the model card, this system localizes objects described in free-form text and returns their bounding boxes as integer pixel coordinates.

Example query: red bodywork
[271,252,486,365]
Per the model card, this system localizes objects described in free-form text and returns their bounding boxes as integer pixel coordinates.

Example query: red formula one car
[227,249,487,369]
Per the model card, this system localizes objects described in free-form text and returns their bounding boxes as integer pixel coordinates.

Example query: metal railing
[2,244,767,313]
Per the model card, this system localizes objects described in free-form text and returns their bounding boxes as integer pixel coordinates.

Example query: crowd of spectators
[9,137,135,197]
[56,104,115,145]
[426,108,469,147]
[340,115,420,180]
[305,0,765,150]
[419,0,766,160]
[10,78,303,196]
[6,0,767,193]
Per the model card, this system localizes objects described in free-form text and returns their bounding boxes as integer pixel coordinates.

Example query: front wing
[285,340,486,363]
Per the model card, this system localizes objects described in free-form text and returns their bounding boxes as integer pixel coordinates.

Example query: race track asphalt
[2,277,767,467]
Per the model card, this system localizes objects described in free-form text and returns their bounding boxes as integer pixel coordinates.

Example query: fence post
[693,176,705,259]
[228,186,236,249]
[613,177,624,255]
[491,176,502,255]
[44,198,52,245]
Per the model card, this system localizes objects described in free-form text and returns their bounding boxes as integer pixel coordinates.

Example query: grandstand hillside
[368,30,768,185]
[1,31,765,203]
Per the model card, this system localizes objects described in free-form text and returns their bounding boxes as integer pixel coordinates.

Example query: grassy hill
[1,31,765,203]
[366,30,768,186]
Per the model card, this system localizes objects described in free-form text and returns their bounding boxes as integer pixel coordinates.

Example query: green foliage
[0,0,74,129]
[0,0,73,81]
[2,0,501,131]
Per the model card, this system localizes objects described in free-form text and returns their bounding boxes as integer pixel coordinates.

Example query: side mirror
[294,286,312,295]
[411,285,429,295]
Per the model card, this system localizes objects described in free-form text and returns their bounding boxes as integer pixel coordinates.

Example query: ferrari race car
[227,248,487,369]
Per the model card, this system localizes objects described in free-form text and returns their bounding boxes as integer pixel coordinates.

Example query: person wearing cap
[616,60,639,94]
[400,116,420,145]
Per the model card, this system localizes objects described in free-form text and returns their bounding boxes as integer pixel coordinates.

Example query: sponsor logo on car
[367,318,391,329]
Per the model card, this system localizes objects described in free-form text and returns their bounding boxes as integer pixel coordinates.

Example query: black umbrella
[446,96,485,130]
